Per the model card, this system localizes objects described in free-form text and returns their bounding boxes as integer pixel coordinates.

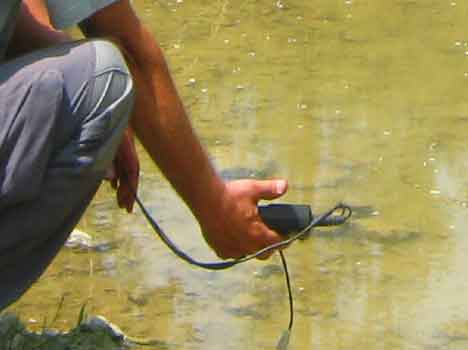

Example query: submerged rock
[254,264,283,280]
[66,229,118,252]
[83,316,125,342]
[224,306,266,320]
[84,316,173,348]
[349,205,380,219]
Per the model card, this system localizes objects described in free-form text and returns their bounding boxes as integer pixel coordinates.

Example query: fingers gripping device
[258,203,352,236]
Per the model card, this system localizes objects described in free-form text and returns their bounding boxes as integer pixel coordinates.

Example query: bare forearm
[127,34,225,221]
[80,4,225,221]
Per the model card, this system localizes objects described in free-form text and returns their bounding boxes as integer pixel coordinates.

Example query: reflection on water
[8,1,468,349]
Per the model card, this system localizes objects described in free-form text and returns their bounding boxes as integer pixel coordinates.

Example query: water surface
[9,1,468,349]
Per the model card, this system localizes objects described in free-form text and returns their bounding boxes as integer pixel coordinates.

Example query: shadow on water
[311,221,421,246]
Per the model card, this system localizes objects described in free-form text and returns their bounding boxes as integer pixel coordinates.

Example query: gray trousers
[0,40,134,310]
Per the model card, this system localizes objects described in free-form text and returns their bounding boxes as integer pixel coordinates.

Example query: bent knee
[60,40,135,174]
[92,39,131,77]
[87,39,135,122]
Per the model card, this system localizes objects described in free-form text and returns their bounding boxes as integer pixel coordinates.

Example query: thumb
[253,179,288,201]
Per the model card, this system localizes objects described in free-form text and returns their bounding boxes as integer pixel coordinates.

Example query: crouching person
[0,0,288,311]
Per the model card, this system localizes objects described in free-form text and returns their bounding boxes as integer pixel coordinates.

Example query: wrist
[190,175,230,232]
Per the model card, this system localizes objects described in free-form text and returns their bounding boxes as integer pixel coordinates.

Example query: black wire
[279,250,294,331]
[133,190,351,344]
[135,194,351,270]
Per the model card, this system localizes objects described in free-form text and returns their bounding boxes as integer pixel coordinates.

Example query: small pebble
[276,0,285,9]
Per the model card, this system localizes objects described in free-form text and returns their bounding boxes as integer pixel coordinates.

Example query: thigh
[0,39,134,310]
[0,39,134,209]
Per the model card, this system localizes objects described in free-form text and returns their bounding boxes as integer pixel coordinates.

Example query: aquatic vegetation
[0,313,125,350]
[0,313,171,350]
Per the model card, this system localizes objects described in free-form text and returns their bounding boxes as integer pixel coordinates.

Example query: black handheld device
[258,203,351,235]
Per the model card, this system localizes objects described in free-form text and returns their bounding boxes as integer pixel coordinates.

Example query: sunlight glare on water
[9,1,468,349]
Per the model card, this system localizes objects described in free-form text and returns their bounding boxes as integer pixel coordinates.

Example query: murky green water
[8,1,468,349]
